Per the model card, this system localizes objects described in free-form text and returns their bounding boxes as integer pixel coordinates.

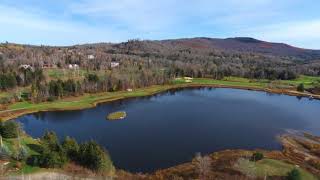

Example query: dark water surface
[16,88,320,172]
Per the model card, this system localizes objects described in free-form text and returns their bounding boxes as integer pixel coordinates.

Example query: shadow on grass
[26,143,43,154]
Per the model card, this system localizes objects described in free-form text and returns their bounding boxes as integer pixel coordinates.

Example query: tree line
[0,120,114,174]
[1,40,320,104]
[27,131,114,173]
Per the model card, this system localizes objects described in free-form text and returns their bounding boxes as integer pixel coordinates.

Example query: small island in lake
[107,111,127,120]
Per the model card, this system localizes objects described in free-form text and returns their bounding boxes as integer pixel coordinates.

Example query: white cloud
[0,0,319,49]
[241,20,320,49]
[69,0,180,32]
[0,4,131,45]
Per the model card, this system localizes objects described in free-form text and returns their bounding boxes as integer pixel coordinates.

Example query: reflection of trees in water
[33,112,46,121]
[31,111,85,123]
[266,92,281,97]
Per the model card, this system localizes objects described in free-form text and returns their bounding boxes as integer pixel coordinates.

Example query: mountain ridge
[1,37,320,61]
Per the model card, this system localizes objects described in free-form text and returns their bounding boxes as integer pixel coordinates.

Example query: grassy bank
[2,134,43,175]
[1,76,320,121]
[235,158,316,179]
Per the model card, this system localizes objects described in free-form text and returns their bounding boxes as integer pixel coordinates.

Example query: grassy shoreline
[1,77,320,121]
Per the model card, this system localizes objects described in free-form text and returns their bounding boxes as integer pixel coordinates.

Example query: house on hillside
[88,54,95,60]
[111,62,120,68]
[19,64,34,71]
[68,64,79,70]
[184,77,193,83]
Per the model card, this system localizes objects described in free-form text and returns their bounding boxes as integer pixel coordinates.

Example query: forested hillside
[0,37,320,103]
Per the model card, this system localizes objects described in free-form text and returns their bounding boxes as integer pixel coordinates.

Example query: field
[44,68,108,81]
[235,158,316,179]
[173,76,320,89]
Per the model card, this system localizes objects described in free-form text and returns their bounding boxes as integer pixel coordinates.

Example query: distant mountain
[2,37,320,61]
[156,37,320,60]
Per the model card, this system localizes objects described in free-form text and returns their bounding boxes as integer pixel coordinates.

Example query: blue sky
[1,0,320,49]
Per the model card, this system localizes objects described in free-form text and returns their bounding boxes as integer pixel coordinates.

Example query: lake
[16,88,320,172]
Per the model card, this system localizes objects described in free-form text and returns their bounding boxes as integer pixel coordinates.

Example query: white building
[88,55,95,60]
[68,64,79,70]
[19,64,34,71]
[111,62,120,68]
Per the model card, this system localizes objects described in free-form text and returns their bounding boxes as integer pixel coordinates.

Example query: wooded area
[0,38,320,104]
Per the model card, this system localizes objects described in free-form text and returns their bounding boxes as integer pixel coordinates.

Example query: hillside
[150,37,320,60]
[0,37,320,97]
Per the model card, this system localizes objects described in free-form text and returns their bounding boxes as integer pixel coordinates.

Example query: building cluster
[19,64,34,71]
[68,64,79,70]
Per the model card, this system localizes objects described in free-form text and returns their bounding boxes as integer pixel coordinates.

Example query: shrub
[15,147,29,161]
[0,97,12,104]
[62,136,79,161]
[47,96,56,102]
[27,149,67,168]
[28,131,68,168]
[250,152,264,162]
[287,169,301,180]
[40,150,67,168]
[27,155,42,166]
[41,131,59,151]
[297,83,304,92]
[78,141,113,172]
[0,121,20,138]
[0,144,11,156]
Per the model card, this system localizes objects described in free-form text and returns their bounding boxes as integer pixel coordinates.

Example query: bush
[0,97,12,104]
[287,169,301,180]
[41,131,60,151]
[40,150,67,168]
[62,136,79,161]
[47,96,56,102]
[250,152,264,162]
[297,83,304,92]
[78,141,113,172]
[27,149,67,168]
[13,147,29,161]
[0,121,20,138]
[28,131,68,168]
[28,131,114,173]
[0,144,11,156]
[27,155,42,166]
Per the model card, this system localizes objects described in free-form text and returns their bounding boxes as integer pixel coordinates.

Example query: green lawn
[45,68,109,81]
[174,76,320,89]
[235,158,317,179]
[281,75,320,88]
[6,85,173,113]
[3,135,40,156]
[174,77,269,88]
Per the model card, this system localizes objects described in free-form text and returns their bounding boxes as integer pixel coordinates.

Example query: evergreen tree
[62,136,79,160]
[0,121,20,138]
[78,141,113,172]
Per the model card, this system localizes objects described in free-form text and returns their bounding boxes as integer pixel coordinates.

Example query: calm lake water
[16,88,320,172]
